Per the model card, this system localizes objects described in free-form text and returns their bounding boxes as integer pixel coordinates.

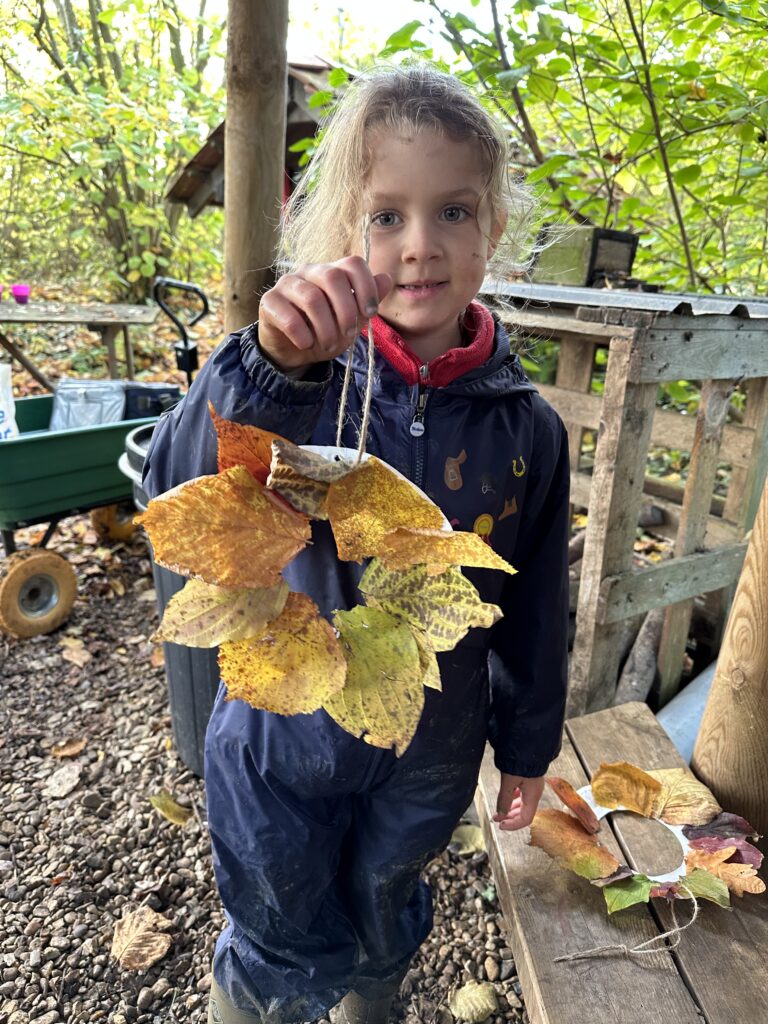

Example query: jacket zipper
[410,365,430,489]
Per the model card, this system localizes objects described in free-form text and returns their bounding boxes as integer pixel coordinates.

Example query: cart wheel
[90,503,137,542]
[0,549,78,639]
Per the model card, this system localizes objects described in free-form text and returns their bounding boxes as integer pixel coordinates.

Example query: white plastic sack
[0,363,19,441]
[49,378,126,431]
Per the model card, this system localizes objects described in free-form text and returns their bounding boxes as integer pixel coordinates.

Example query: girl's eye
[372,211,400,227]
[442,205,470,223]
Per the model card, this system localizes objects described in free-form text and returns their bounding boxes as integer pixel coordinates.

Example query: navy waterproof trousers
[206,644,490,1023]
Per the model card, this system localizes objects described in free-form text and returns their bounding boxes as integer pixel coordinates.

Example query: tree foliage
[386,0,768,293]
[0,0,225,298]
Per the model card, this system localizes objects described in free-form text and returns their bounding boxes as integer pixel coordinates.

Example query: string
[552,884,699,963]
[335,213,375,464]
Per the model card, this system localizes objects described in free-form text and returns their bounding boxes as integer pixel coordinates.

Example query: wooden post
[224,0,289,335]
[691,480,768,836]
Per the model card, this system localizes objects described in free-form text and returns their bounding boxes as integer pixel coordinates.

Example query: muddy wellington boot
[328,990,397,1024]
[207,976,314,1024]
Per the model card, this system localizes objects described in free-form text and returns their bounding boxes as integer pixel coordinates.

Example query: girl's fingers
[275,276,341,352]
[332,256,383,319]
[301,264,362,342]
[258,289,315,351]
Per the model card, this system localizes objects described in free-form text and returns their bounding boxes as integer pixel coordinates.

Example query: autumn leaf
[688,836,763,869]
[153,579,289,647]
[60,637,92,668]
[209,402,284,483]
[590,865,636,887]
[450,824,486,856]
[326,457,445,562]
[323,606,424,755]
[110,906,173,971]
[376,527,517,576]
[149,791,193,826]
[359,560,501,652]
[219,593,346,716]
[647,768,721,826]
[271,439,355,483]
[683,811,761,843]
[681,868,731,908]
[590,761,663,818]
[529,808,622,880]
[603,874,653,914]
[51,738,87,758]
[685,845,766,897]
[545,777,601,834]
[448,981,498,1024]
[136,466,310,588]
[266,440,336,518]
[414,632,442,691]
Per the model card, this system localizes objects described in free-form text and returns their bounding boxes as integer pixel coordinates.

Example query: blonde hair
[280,62,536,276]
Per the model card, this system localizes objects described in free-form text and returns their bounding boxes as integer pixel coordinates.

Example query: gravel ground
[0,518,529,1024]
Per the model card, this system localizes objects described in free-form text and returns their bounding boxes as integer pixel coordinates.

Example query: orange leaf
[377,528,517,576]
[685,845,766,897]
[530,809,621,880]
[208,402,285,483]
[546,777,601,834]
[51,738,87,758]
[591,761,663,818]
[218,593,346,715]
[136,466,310,588]
[326,457,445,562]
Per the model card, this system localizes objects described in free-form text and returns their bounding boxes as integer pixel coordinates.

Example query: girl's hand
[258,257,392,372]
[493,774,546,831]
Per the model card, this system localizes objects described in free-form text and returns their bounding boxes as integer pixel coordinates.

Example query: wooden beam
[506,308,636,342]
[189,162,225,219]
[554,338,595,478]
[629,320,768,383]
[596,543,747,624]
[224,0,288,334]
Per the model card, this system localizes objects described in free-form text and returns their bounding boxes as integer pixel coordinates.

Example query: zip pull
[410,388,428,437]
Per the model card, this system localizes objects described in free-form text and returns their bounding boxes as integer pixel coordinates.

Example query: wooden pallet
[475,702,768,1024]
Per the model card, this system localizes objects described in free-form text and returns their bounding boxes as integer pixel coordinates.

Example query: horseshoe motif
[512,456,526,478]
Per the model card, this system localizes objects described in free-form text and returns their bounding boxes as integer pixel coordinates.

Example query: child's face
[363,128,503,357]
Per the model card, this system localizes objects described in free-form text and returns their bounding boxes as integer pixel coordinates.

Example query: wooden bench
[475,701,768,1024]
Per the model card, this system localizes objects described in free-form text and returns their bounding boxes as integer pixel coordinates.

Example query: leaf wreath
[136,404,516,756]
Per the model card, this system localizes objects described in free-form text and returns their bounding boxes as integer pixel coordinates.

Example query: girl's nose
[402,220,442,262]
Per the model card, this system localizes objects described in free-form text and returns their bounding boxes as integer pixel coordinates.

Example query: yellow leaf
[591,761,663,818]
[127,270,141,283]
[324,606,425,755]
[326,457,445,562]
[450,823,486,855]
[530,808,622,880]
[153,579,289,647]
[414,632,442,691]
[149,790,193,826]
[377,527,517,576]
[136,466,310,588]
[110,906,173,971]
[208,402,284,484]
[685,846,766,897]
[448,981,498,1023]
[219,593,346,715]
[360,560,501,652]
[647,768,721,826]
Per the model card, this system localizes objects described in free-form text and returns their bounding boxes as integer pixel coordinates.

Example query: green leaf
[308,90,333,109]
[682,868,730,907]
[498,67,529,90]
[526,153,572,183]
[673,164,702,185]
[603,874,653,914]
[328,68,349,88]
[383,20,423,50]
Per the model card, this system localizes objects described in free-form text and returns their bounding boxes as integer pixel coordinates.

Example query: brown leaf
[688,836,763,869]
[326,457,445,562]
[684,845,766,897]
[530,808,622,880]
[590,761,663,818]
[267,440,339,518]
[376,527,517,576]
[136,466,311,588]
[110,906,173,971]
[209,402,284,483]
[60,637,92,668]
[546,777,601,834]
[153,579,289,647]
[150,647,165,669]
[219,593,346,715]
[647,768,721,826]
[50,738,87,759]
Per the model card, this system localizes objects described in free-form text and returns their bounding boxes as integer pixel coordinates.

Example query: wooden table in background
[476,701,768,1024]
[0,300,159,389]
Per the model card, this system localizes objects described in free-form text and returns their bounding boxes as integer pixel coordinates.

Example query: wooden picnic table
[0,300,159,390]
[476,700,768,1024]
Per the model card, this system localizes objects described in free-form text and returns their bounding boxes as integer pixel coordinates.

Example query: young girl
[143,63,569,1024]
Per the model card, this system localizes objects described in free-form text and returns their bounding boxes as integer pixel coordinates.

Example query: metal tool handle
[152,277,210,339]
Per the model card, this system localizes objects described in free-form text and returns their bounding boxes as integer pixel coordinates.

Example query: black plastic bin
[120,423,219,777]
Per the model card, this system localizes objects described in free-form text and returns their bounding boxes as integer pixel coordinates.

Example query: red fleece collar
[370,301,495,387]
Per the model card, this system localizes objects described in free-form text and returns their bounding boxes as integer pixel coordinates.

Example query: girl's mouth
[398,281,447,299]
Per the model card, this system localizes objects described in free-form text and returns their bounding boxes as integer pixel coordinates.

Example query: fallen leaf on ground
[360,560,501,652]
[50,738,87,758]
[209,402,284,483]
[150,647,165,669]
[136,466,311,588]
[448,980,498,1023]
[43,762,82,798]
[450,824,486,855]
[219,593,346,715]
[546,777,601,834]
[529,808,622,880]
[60,637,92,668]
[153,579,289,648]
[685,845,766,896]
[647,768,721,826]
[323,606,424,755]
[376,527,516,576]
[326,458,445,562]
[149,791,193,826]
[590,761,663,818]
[110,906,173,970]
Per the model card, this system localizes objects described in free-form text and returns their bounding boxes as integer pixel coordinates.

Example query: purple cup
[11,284,30,304]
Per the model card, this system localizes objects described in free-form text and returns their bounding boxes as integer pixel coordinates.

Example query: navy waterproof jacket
[142,316,570,779]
